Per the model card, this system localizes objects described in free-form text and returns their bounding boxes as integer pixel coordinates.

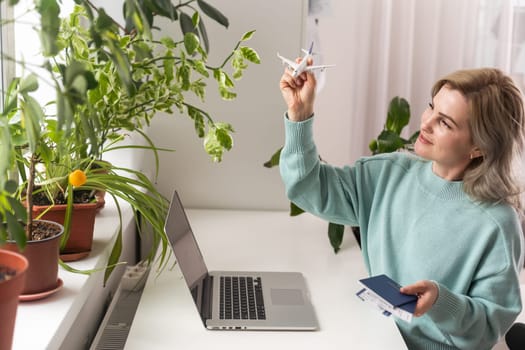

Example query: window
[0,1,14,111]
[511,0,525,90]
[476,0,525,91]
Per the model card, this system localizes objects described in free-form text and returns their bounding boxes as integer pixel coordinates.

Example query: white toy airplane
[277,42,335,78]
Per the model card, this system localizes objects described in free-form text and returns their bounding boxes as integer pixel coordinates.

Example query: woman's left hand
[400,280,439,317]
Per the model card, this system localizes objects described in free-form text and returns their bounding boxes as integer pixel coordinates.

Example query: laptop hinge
[201,274,213,321]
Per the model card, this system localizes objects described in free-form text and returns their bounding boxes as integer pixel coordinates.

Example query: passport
[357,274,418,322]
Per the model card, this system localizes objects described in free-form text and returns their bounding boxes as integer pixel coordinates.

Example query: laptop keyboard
[219,276,266,320]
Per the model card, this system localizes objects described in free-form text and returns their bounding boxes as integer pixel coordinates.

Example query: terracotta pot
[31,198,104,261]
[0,249,28,350]
[3,220,64,296]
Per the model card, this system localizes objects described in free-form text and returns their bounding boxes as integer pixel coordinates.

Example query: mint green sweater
[279,117,523,350]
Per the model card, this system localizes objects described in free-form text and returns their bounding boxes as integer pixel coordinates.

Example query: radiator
[89,262,150,350]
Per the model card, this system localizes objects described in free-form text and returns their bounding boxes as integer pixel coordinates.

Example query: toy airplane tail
[301,42,315,55]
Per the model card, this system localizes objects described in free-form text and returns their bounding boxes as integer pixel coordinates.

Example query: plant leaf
[180,11,197,34]
[5,210,26,249]
[19,74,39,93]
[386,96,410,135]
[290,202,304,216]
[104,225,123,285]
[142,0,175,20]
[20,94,45,153]
[184,32,200,55]
[2,77,20,115]
[203,123,234,162]
[60,183,75,250]
[36,0,61,56]
[240,46,261,64]
[376,130,406,154]
[328,222,345,253]
[263,147,282,168]
[241,30,256,41]
[197,0,229,28]
[187,106,205,137]
[105,37,134,95]
[409,130,420,144]
[197,16,210,53]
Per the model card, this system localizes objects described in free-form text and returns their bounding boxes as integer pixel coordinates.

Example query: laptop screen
[164,191,209,314]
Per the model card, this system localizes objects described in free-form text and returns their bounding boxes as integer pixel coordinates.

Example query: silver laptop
[164,190,318,331]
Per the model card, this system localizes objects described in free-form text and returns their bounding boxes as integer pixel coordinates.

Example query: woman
[279,65,524,349]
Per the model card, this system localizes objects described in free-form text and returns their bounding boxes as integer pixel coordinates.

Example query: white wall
[142,0,307,210]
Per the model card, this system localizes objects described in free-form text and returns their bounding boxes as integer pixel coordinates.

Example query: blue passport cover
[359,274,418,313]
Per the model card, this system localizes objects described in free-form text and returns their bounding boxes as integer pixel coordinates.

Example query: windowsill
[12,197,136,349]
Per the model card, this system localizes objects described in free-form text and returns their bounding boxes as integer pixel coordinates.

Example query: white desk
[125,209,407,349]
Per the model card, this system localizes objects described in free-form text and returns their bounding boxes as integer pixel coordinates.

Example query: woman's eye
[428,102,434,109]
[440,119,451,129]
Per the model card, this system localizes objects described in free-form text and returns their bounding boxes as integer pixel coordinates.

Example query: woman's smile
[417,133,433,145]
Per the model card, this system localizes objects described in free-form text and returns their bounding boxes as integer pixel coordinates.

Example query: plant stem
[25,153,37,240]
[181,102,215,124]
[218,40,243,69]
[175,0,197,10]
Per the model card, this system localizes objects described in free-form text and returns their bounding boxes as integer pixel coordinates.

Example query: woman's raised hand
[279,57,317,122]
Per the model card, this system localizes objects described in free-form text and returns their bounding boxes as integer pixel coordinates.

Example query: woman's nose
[420,116,432,133]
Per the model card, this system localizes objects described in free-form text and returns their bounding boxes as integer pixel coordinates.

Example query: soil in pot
[32,188,97,205]
[27,219,63,240]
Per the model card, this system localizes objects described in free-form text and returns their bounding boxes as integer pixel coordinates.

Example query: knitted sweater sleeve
[279,116,362,227]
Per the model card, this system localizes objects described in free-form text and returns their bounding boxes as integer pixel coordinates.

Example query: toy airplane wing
[306,64,336,72]
[277,53,299,70]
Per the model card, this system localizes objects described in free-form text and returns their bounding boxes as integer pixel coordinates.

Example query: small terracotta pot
[0,249,29,350]
[31,198,104,261]
[3,220,64,295]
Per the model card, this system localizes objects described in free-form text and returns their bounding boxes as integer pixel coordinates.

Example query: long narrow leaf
[20,94,45,153]
[197,16,209,53]
[180,11,197,34]
[103,193,123,285]
[197,0,229,28]
[60,183,74,250]
[59,259,126,275]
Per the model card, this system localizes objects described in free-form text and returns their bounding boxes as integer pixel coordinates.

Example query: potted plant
[0,183,29,348]
[264,97,418,252]
[0,84,64,300]
[0,0,259,285]
[0,248,28,350]
[1,219,64,298]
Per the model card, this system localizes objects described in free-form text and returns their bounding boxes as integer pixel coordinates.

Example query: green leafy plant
[0,181,27,249]
[264,96,417,253]
[369,96,419,155]
[56,5,258,163]
[0,0,260,282]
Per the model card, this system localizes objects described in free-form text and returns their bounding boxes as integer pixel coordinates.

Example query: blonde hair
[432,68,525,212]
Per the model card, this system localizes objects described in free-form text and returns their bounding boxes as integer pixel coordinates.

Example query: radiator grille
[90,264,149,350]
[93,290,143,349]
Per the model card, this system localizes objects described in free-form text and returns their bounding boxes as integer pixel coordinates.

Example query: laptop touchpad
[270,288,304,305]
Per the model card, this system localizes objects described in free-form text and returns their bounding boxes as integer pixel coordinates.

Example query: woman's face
[414,85,481,180]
